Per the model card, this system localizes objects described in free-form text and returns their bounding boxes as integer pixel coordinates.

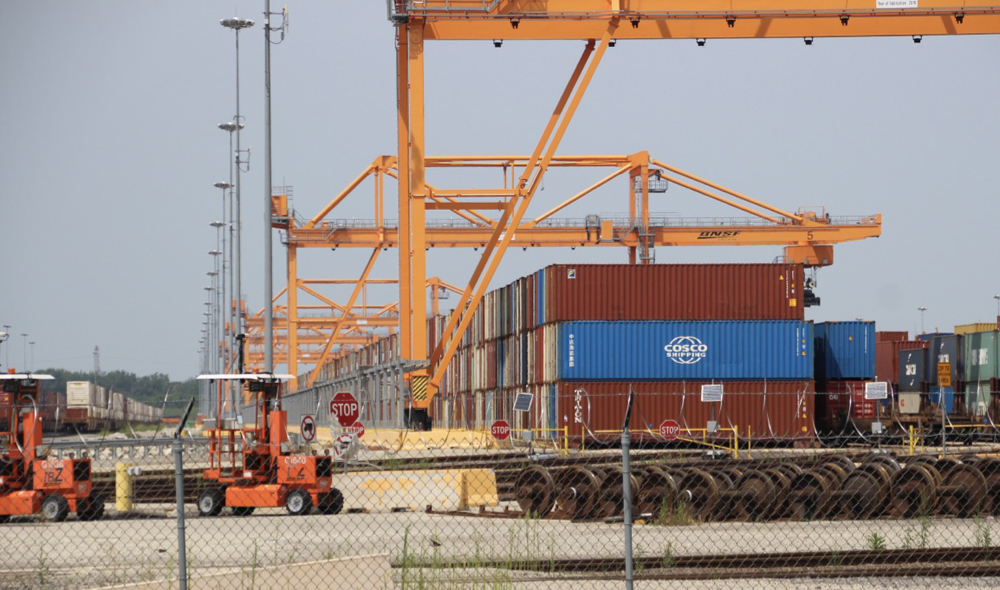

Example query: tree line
[38,369,199,417]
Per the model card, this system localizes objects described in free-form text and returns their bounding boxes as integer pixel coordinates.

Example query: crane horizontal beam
[288,216,880,249]
[395,1,1000,39]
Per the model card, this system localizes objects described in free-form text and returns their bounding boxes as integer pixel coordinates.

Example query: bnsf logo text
[696,231,741,239]
[664,336,708,365]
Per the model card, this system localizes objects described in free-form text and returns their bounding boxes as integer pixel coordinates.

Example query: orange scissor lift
[0,371,103,522]
[196,374,343,516]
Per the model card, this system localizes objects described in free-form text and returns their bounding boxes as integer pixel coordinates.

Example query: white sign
[300,415,316,442]
[876,0,918,8]
[865,382,888,400]
[701,384,724,403]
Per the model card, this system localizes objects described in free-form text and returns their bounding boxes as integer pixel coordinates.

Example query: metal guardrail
[44,436,209,460]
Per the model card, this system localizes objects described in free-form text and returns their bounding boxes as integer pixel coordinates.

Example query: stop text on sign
[330,391,360,428]
[660,419,680,440]
[491,420,511,440]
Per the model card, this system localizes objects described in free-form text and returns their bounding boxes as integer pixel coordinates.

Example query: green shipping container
[963,330,999,382]
[965,381,992,417]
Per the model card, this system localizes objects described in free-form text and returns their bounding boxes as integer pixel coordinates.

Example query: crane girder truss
[391,0,1000,39]
[270,0,1000,402]
[242,272,462,385]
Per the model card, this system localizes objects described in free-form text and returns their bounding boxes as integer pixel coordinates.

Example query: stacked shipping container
[813,322,878,434]
[431,263,816,443]
[964,330,999,416]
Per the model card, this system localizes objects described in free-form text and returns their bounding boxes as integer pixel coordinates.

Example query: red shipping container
[554,381,814,443]
[876,331,909,343]
[542,263,805,323]
[875,340,928,384]
[816,380,878,434]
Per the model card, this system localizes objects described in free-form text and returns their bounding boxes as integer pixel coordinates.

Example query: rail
[582,426,745,458]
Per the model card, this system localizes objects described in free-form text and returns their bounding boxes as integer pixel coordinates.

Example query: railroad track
[398,547,1000,579]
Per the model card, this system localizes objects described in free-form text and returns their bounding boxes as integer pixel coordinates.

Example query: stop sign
[659,419,680,440]
[347,421,365,439]
[491,420,511,440]
[330,392,360,427]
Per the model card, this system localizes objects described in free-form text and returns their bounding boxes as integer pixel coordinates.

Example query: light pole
[262,3,288,375]
[20,333,27,371]
[994,295,1000,326]
[203,292,214,372]
[2,324,10,368]
[29,341,35,371]
[220,15,254,345]
[918,307,927,334]
[0,331,8,370]
[210,186,230,370]
[208,250,223,371]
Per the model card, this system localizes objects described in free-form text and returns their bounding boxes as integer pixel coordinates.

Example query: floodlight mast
[220,15,255,366]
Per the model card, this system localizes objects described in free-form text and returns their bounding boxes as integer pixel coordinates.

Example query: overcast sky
[2,3,998,381]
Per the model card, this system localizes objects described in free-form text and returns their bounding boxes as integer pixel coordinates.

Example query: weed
[974,516,994,552]
[831,552,843,567]
[867,532,887,551]
[662,543,676,568]
[36,546,50,588]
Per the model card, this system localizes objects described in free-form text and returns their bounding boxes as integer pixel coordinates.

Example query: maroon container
[541,263,805,323]
[876,331,909,343]
[816,380,878,434]
[554,381,815,443]
[63,407,90,429]
[875,340,928,384]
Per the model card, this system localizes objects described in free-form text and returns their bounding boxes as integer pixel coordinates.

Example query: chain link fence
[5,391,1000,589]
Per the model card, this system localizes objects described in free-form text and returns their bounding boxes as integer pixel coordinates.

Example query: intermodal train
[31,381,163,433]
[816,326,1000,442]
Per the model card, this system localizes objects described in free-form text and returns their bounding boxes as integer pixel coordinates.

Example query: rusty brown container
[553,381,815,443]
[876,331,909,343]
[875,340,928,384]
[540,263,805,324]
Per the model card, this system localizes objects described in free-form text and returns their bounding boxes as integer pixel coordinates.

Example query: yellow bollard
[115,462,135,512]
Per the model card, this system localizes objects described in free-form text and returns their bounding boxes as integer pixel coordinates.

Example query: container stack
[963,330,998,417]
[813,322,877,434]
[429,263,816,443]
[919,332,961,416]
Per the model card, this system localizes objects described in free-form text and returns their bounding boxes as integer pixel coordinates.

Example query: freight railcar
[47,381,164,433]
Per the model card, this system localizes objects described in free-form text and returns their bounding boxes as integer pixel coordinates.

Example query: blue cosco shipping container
[814,321,876,380]
[556,320,813,381]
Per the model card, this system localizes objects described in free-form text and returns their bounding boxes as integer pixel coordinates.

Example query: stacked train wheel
[511,453,996,523]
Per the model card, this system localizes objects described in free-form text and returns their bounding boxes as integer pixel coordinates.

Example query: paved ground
[2,505,999,589]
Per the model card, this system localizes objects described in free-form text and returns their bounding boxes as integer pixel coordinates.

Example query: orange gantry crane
[269,1,1000,427]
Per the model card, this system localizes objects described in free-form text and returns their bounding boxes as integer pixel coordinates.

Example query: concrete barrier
[330,468,498,513]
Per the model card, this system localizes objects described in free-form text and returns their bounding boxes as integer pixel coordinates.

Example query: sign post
[701,384,723,433]
[938,362,951,458]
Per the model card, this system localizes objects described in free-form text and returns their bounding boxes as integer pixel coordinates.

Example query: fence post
[621,390,635,590]
[174,398,196,590]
